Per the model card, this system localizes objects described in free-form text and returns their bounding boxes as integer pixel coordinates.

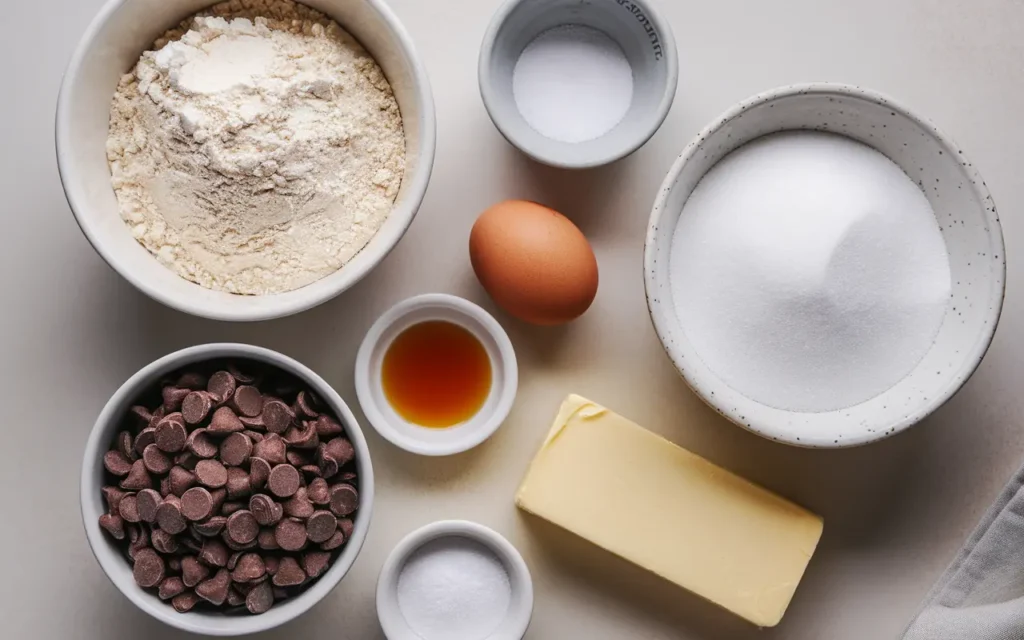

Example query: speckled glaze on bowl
[645,83,1005,448]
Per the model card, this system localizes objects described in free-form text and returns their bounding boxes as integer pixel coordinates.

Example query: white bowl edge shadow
[80,343,375,636]
[56,0,436,322]
[644,82,1006,448]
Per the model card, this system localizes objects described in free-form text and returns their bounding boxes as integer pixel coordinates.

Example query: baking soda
[513,25,633,143]
[670,131,951,412]
[396,538,511,640]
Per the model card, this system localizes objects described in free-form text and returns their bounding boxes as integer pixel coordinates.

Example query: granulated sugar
[512,25,633,143]
[670,131,951,412]
[396,538,511,640]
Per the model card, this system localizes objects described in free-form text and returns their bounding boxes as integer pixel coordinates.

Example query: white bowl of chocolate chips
[81,343,374,636]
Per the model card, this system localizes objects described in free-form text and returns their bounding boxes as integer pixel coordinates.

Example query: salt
[513,25,633,143]
[396,538,511,640]
[670,131,952,412]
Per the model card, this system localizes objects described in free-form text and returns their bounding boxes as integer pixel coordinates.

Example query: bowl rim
[477,0,679,169]
[80,343,375,635]
[55,0,437,322]
[375,519,534,640]
[644,82,1007,448]
[354,293,519,456]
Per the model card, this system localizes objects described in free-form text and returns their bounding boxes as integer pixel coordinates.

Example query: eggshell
[469,200,599,325]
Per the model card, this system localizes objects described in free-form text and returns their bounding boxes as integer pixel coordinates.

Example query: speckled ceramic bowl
[645,83,1005,448]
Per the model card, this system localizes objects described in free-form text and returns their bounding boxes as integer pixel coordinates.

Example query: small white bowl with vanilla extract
[355,294,518,456]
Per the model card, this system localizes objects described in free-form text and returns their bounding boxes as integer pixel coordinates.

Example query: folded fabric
[904,468,1024,640]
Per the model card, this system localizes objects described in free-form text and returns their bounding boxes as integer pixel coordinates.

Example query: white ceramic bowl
[81,343,375,635]
[57,0,436,322]
[376,520,533,640]
[355,294,518,456]
[479,0,677,169]
[645,83,1005,448]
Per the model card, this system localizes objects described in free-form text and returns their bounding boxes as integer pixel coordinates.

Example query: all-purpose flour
[671,131,951,412]
[107,0,405,295]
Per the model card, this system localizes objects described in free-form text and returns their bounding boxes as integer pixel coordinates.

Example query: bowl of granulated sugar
[645,83,1005,448]
[57,0,435,321]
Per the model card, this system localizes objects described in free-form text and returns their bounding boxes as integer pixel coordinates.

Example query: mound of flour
[107,0,405,295]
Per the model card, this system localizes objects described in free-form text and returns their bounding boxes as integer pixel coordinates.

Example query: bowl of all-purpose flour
[57,0,435,321]
[645,83,1005,448]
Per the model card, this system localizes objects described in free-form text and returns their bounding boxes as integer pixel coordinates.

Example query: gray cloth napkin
[904,469,1024,640]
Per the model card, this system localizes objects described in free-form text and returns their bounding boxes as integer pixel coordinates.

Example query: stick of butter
[515,395,823,627]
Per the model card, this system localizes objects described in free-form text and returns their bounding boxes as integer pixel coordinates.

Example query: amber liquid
[381,321,493,429]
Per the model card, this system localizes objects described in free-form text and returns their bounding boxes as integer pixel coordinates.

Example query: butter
[515,395,823,627]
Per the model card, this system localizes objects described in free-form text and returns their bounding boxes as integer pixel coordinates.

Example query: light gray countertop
[4,0,1023,638]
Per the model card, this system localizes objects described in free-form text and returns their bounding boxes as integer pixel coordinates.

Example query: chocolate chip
[232,553,266,583]
[142,444,172,475]
[181,391,214,425]
[134,428,156,456]
[222,501,244,516]
[207,370,237,403]
[181,487,214,521]
[283,488,314,520]
[302,551,331,579]
[226,363,256,385]
[315,446,339,479]
[102,486,128,515]
[172,591,201,613]
[313,414,344,437]
[104,450,133,476]
[129,405,154,427]
[274,518,307,552]
[117,431,135,461]
[160,476,172,497]
[209,488,227,514]
[258,529,279,550]
[186,428,218,458]
[294,391,318,419]
[307,478,329,505]
[175,372,206,391]
[249,458,271,489]
[180,535,203,554]
[200,538,229,568]
[324,438,354,467]
[152,528,179,554]
[286,449,314,468]
[182,555,209,587]
[300,464,322,479]
[159,576,186,601]
[306,511,337,543]
[227,551,243,571]
[162,387,190,412]
[148,406,166,430]
[253,434,287,465]
[319,529,345,551]
[227,510,259,545]
[209,406,244,435]
[196,569,231,606]
[338,518,354,539]
[272,556,306,587]
[231,386,263,417]
[156,499,187,535]
[154,416,187,453]
[250,494,280,527]
[136,488,162,523]
[173,451,199,471]
[220,433,252,467]
[261,398,294,434]
[239,415,265,431]
[227,587,246,607]
[195,459,228,489]
[246,580,274,614]
[168,556,182,573]
[284,423,318,450]
[133,549,166,588]
[244,429,266,442]
[192,516,227,537]
[168,466,196,496]
[127,526,149,561]
[226,467,252,499]
[119,494,141,523]
[328,484,358,517]
[98,514,125,540]
[223,532,258,551]
[268,465,300,498]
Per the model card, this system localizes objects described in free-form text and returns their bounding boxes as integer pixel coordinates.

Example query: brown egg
[470,200,599,325]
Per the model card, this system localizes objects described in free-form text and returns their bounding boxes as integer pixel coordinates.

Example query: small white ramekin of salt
[377,520,533,640]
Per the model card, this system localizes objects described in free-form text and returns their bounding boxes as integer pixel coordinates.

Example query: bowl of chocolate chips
[81,344,373,636]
